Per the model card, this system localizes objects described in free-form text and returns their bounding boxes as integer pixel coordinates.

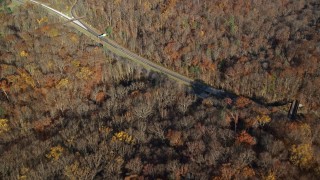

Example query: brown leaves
[164,41,181,61]
[219,163,235,180]
[0,78,11,93]
[95,91,105,103]
[124,174,142,180]
[236,131,256,146]
[235,96,251,109]
[166,130,183,146]
[240,166,255,178]
[33,118,52,132]
[38,25,50,33]
[286,122,312,144]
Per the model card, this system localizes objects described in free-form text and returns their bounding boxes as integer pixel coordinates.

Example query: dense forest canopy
[0,0,319,179]
[74,0,320,114]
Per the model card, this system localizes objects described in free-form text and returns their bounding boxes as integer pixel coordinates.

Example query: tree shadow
[190,79,292,109]
[190,79,235,100]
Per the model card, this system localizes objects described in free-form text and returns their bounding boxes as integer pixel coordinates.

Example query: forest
[0,0,320,179]
[74,0,320,115]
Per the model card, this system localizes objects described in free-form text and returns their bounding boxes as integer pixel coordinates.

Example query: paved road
[29,0,87,29]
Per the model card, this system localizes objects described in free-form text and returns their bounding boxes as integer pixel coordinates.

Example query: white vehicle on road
[97,33,107,38]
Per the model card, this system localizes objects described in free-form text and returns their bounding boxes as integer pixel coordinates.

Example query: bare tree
[177,94,195,114]
[148,122,166,140]
[133,102,153,119]
[125,157,143,174]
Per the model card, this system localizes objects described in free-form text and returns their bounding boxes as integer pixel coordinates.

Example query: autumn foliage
[46,145,64,161]
[290,143,313,169]
[236,131,256,146]
[0,1,319,179]
[235,96,251,108]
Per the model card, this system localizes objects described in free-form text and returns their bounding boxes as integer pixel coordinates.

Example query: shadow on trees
[190,79,236,100]
[190,79,291,108]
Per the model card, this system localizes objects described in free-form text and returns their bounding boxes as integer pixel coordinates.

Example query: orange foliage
[287,122,312,141]
[0,78,11,93]
[240,35,251,50]
[166,130,183,146]
[265,171,276,180]
[219,163,235,180]
[215,2,228,12]
[200,56,216,72]
[224,113,232,125]
[238,56,249,64]
[191,57,200,66]
[36,87,48,97]
[235,96,251,108]
[95,92,105,103]
[236,131,256,145]
[142,1,151,11]
[287,122,300,131]
[176,164,189,178]
[44,76,56,88]
[241,166,255,178]
[129,90,140,98]
[33,118,52,132]
[39,25,50,33]
[202,98,213,107]
[124,175,140,180]
[208,62,217,71]
[164,42,181,61]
